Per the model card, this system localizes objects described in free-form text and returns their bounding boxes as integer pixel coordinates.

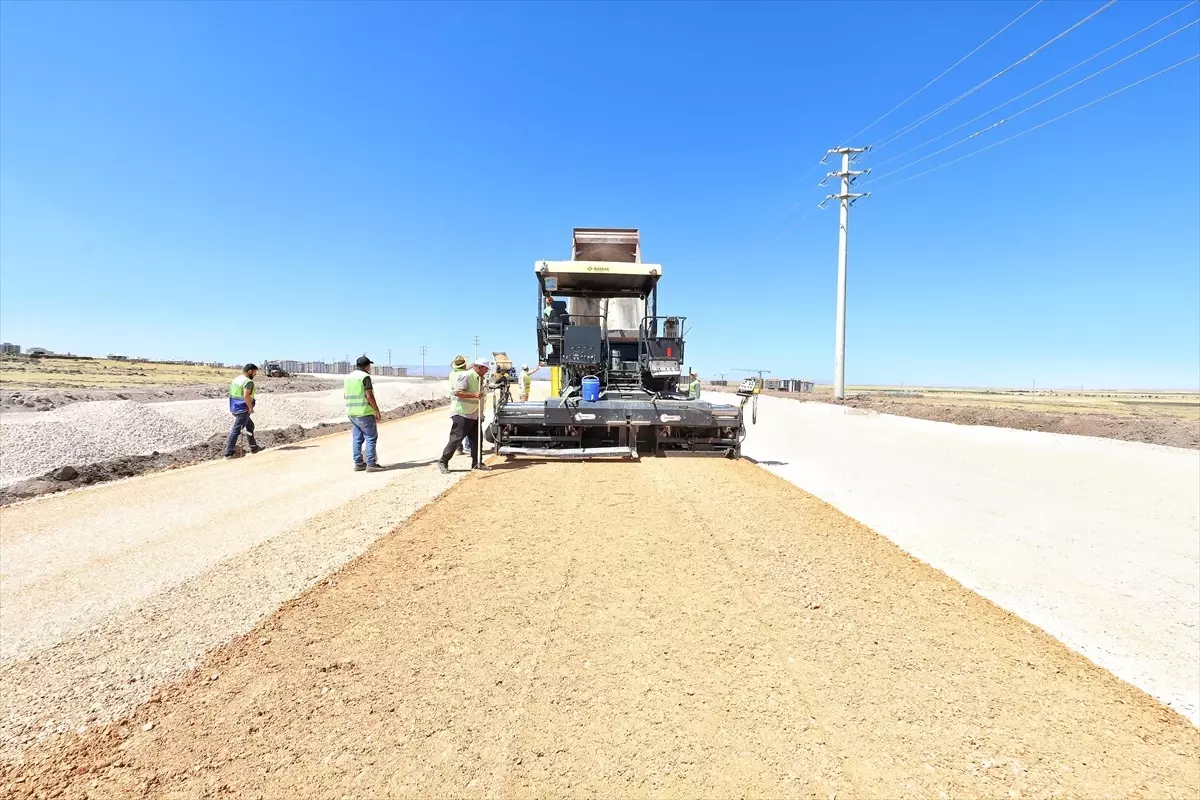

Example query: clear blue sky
[2,1,1197,388]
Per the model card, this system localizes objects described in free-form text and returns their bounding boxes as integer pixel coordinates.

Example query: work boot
[472,463,490,472]
[354,463,366,472]
[250,446,263,454]
[365,464,384,473]
[437,462,450,475]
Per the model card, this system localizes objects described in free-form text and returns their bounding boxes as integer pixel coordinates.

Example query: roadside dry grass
[0,358,239,390]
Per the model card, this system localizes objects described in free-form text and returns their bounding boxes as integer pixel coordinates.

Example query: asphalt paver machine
[487,228,748,459]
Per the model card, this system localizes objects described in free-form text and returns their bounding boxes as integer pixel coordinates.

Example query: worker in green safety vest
[438,358,489,474]
[224,363,263,458]
[685,369,701,401]
[345,355,383,472]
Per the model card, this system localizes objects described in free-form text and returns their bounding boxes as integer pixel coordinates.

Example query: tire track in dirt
[4,459,1197,798]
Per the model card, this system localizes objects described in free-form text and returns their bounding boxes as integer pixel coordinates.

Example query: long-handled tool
[476,377,487,468]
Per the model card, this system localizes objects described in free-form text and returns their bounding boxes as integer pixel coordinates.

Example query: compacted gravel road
[0,407,472,762]
[4,458,1198,798]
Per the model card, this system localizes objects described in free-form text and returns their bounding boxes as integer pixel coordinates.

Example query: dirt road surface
[0,408,473,760]
[733,394,1200,725]
[6,459,1197,798]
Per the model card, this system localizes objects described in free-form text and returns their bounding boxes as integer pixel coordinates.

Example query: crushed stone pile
[1,401,198,485]
[0,381,448,487]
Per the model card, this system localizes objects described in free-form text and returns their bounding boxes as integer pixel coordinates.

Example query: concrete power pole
[472,335,480,362]
[820,146,870,400]
[420,345,427,377]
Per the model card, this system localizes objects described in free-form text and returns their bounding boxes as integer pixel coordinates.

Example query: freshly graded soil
[6,458,1195,798]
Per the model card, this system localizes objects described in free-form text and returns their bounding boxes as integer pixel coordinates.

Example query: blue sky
[2,0,1197,388]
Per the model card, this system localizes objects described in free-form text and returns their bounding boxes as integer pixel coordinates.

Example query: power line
[866,17,1200,185]
[870,0,1200,172]
[871,0,1118,151]
[868,53,1200,194]
[843,0,1044,144]
[759,1,1044,240]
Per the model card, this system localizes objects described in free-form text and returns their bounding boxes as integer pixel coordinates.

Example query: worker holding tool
[438,358,489,473]
[519,364,533,401]
[345,355,383,472]
[685,368,701,400]
[224,363,263,458]
[449,355,474,456]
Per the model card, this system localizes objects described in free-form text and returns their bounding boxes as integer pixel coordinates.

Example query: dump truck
[486,228,751,459]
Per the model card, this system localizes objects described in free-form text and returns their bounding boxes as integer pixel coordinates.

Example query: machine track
[6,459,1198,798]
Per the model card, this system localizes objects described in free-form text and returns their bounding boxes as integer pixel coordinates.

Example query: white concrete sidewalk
[729,394,1200,724]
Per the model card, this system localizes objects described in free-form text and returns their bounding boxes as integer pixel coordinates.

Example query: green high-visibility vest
[521,371,531,391]
[687,379,700,400]
[344,370,373,417]
[448,369,462,392]
[452,370,480,417]
[229,374,253,413]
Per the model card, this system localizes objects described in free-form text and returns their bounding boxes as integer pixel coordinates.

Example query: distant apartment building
[0,342,20,355]
[279,360,302,374]
[332,361,352,375]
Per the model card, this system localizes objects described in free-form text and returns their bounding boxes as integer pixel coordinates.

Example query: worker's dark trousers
[440,415,480,467]
[224,412,259,457]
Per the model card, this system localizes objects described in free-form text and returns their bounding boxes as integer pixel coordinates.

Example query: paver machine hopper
[486,228,748,459]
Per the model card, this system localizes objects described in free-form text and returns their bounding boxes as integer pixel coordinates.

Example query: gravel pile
[0,380,447,487]
[1,402,199,485]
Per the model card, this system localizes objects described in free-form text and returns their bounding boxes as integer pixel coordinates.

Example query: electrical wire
[758,3,1041,241]
[867,53,1199,194]
[869,0,1199,171]
[871,0,1119,151]
[842,0,1044,144]
[865,17,1199,184]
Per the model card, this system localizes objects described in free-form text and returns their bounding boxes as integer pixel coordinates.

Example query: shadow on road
[744,456,789,467]
[379,458,440,471]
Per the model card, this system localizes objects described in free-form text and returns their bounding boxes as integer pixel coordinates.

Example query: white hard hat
[522,364,529,370]
[471,358,489,368]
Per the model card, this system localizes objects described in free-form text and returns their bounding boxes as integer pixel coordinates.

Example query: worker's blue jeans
[224,412,259,457]
[350,415,378,466]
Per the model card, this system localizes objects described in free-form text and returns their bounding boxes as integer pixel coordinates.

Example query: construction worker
[345,355,383,472]
[224,363,262,458]
[519,364,533,401]
[438,358,489,473]
[685,368,701,400]
[449,355,473,456]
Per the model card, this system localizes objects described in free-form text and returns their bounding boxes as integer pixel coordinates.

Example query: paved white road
[729,393,1200,724]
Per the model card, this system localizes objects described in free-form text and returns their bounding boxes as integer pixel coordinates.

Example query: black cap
[244,363,258,372]
[356,355,373,368]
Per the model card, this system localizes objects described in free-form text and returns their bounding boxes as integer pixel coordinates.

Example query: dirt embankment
[706,386,1200,449]
[4,458,1196,798]
[833,396,1200,449]
[0,378,343,414]
[0,398,448,506]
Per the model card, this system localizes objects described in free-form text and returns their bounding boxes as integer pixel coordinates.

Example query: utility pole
[819,146,870,400]
[387,348,392,368]
[419,345,427,377]
[472,335,480,362]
